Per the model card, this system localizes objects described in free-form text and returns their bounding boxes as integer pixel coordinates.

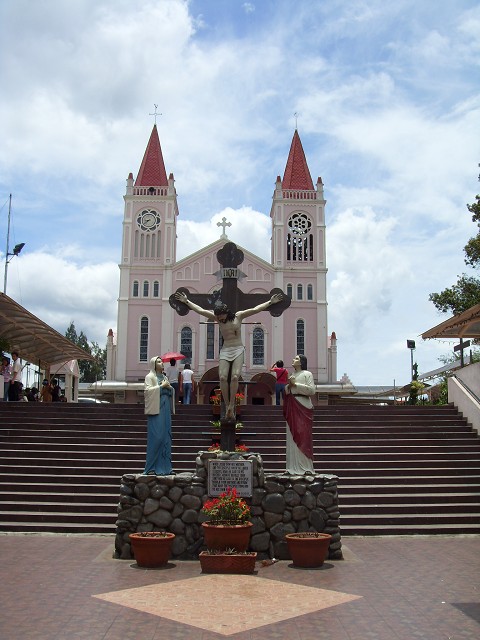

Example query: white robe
[285,369,315,475]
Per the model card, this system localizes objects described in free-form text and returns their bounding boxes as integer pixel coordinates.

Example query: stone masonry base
[115,451,343,561]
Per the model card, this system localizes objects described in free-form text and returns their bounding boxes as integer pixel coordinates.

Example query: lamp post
[3,194,25,294]
[406,340,416,381]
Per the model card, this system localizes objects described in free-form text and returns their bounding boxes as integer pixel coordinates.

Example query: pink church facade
[106,126,338,404]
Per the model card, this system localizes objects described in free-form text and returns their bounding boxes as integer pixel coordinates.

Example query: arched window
[143,281,149,297]
[297,284,303,300]
[139,317,149,362]
[206,320,215,359]
[132,281,139,297]
[153,281,160,297]
[287,283,293,299]
[307,284,313,300]
[181,327,192,362]
[296,319,305,355]
[252,327,264,365]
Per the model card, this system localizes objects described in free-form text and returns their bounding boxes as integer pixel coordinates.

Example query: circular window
[288,213,311,236]
[137,209,161,231]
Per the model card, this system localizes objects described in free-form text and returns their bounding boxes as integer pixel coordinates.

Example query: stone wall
[115,451,343,561]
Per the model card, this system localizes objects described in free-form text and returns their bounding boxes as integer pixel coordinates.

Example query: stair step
[1,402,479,535]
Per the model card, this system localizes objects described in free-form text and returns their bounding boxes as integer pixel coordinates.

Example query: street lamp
[406,340,416,380]
[3,194,25,293]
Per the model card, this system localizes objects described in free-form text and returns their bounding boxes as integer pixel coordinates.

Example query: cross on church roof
[217,217,232,239]
[149,104,162,125]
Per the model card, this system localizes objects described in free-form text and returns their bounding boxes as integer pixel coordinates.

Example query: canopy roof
[0,292,94,368]
[422,304,480,340]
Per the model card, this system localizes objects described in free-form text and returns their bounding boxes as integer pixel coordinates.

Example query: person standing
[270,359,288,406]
[180,363,195,405]
[283,354,316,475]
[1,356,11,401]
[50,379,61,402]
[164,357,180,404]
[143,356,174,475]
[8,351,21,401]
[40,379,52,403]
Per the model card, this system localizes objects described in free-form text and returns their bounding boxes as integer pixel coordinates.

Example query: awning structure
[0,292,94,368]
[421,304,480,339]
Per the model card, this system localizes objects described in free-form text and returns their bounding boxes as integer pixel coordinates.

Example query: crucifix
[169,242,290,450]
[217,217,232,239]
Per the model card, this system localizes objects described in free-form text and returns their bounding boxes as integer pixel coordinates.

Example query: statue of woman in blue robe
[143,356,174,475]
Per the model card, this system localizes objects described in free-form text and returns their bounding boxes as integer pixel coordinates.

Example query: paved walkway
[1,534,479,639]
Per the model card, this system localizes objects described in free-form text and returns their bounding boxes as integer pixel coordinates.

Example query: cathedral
[104,125,338,404]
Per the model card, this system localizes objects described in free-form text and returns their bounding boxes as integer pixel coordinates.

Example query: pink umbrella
[161,352,186,362]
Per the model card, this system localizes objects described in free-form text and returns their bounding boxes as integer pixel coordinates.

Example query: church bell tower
[115,125,179,383]
[270,129,330,383]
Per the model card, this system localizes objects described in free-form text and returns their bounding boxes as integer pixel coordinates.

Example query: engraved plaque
[207,459,253,497]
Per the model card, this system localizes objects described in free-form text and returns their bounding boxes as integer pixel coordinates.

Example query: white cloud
[4,250,119,345]
[0,0,478,386]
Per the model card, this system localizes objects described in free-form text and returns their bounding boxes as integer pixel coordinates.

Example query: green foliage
[429,172,480,316]
[464,193,480,267]
[65,321,106,383]
[0,336,11,354]
[429,275,480,315]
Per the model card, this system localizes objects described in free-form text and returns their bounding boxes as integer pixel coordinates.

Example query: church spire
[135,124,168,186]
[282,129,314,190]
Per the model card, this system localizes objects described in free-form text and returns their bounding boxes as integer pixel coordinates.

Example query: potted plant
[129,531,175,568]
[199,548,257,574]
[208,443,248,453]
[201,487,253,551]
[210,392,244,415]
[210,419,243,432]
[285,531,332,568]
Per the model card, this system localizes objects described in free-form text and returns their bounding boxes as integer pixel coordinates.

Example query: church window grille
[252,327,264,365]
[145,234,150,257]
[307,284,313,300]
[297,284,303,300]
[287,283,293,299]
[140,234,145,257]
[206,321,215,359]
[296,319,305,355]
[133,281,139,297]
[153,281,159,297]
[181,327,192,362]
[139,317,149,362]
[286,213,313,262]
[143,281,149,297]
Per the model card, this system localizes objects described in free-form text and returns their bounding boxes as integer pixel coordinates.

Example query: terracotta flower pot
[129,532,175,568]
[202,521,253,552]
[285,532,332,568]
[199,551,257,574]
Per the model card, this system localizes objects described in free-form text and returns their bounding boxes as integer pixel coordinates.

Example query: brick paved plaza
[0,534,479,639]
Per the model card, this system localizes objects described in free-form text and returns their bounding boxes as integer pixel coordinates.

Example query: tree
[65,321,106,383]
[429,171,480,315]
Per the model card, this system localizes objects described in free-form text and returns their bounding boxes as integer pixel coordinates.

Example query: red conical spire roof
[282,130,314,190]
[135,125,168,186]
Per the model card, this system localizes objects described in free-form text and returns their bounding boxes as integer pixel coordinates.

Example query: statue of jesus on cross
[175,291,283,418]
[170,242,290,421]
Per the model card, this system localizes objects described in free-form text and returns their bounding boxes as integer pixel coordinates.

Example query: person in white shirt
[164,358,180,404]
[180,363,195,404]
[9,351,22,402]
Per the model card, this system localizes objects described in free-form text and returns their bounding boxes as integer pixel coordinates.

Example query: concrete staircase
[0,402,479,535]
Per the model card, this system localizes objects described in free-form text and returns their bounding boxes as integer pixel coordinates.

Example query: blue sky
[0,0,479,385]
